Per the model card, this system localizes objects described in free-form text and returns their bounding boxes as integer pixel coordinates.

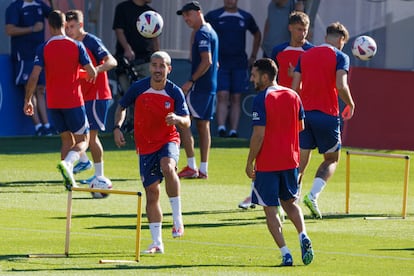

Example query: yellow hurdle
[346,150,410,219]
[29,187,143,263]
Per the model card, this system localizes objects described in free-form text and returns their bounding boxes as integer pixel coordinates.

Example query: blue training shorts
[251,168,299,206]
[49,106,89,135]
[84,99,110,131]
[186,88,216,120]
[217,68,250,94]
[300,110,341,153]
[139,142,180,187]
[14,59,45,86]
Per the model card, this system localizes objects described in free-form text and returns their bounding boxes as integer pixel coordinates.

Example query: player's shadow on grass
[8,263,281,273]
[0,178,135,188]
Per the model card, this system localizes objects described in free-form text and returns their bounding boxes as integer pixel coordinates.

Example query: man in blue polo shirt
[205,0,261,138]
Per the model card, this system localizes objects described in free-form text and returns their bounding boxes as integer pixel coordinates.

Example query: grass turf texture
[1,135,413,275]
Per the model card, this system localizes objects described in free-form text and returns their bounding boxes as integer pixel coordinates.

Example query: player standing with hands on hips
[114,51,190,254]
[176,1,219,179]
[246,58,313,266]
[292,22,355,219]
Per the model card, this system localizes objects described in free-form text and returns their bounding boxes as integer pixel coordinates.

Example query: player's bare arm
[165,113,190,128]
[336,70,355,120]
[23,65,42,116]
[182,51,212,93]
[291,71,302,93]
[113,104,127,148]
[245,125,265,179]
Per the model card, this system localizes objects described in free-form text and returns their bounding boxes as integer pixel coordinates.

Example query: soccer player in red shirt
[24,10,97,189]
[246,58,313,266]
[239,11,313,210]
[65,10,118,183]
[292,22,355,219]
[113,51,190,254]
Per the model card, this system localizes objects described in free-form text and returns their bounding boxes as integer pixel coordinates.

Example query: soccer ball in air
[351,35,377,61]
[89,176,113,199]
[136,11,164,38]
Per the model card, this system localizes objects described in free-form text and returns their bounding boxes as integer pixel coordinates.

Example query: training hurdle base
[28,187,143,263]
[346,150,410,219]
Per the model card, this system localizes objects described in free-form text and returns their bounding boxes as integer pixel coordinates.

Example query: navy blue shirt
[205,7,259,69]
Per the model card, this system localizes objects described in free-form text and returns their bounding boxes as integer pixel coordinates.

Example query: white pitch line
[2,226,414,262]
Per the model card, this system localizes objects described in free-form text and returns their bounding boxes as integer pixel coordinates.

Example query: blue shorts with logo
[186,88,216,120]
[300,110,341,154]
[217,68,250,94]
[49,106,89,135]
[84,99,110,131]
[14,59,45,86]
[139,142,180,187]
[251,168,299,206]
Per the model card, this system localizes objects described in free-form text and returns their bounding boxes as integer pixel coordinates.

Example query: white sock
[218,125,226,131]
[229,129,237,135]
[35,123,42,131]
[280,246,290,256]
[64,151,80,165]
[310,177,326,200]
[43,123,50,129]
[169,196,183,227]
[149,222,163,246]
[79,152,89,163]
[94,162,103,177]
[199,162,208,174]
[187,157,197,170]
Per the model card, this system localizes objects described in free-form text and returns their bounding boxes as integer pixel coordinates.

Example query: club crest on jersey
[165,101,171,109]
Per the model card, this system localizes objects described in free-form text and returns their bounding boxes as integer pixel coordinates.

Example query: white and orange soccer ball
[351,35,377,61]
[136,11,164,38]
[89,176,113,199]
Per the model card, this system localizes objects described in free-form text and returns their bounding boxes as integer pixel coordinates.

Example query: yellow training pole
[135,193,143,262]
[346,151,351,214]
[402,157,410,218]
[64,190,73,256]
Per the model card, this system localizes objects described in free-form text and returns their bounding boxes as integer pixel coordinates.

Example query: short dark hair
[48,10,65,29]
[326,22,349,42]
[65,10,84,23]
[289,11,310,26]
[253,58,278,81]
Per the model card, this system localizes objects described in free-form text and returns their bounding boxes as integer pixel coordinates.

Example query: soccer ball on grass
[136,11,164,38]
[89,176,113,199]
[351,35,377,61]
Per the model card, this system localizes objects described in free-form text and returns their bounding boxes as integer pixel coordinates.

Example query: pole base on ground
[28,254,68,258]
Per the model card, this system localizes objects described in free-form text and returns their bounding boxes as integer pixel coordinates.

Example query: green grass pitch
[0,135,413,275]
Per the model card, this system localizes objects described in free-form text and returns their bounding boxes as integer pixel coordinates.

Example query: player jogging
[246,58,313,266]
[23,10,97,189]
[65,10,118,183]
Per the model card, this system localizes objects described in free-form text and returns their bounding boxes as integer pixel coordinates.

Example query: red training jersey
[295,44,350,116]
[35,35,92,108]
[252,85,305,171]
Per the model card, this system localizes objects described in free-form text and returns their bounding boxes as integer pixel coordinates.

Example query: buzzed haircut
[48,10,65,29]
[326,21,349,42]
[151,51,172,65]
[253,58,279,81]
[65,10,84,23]
[289,11,310,26]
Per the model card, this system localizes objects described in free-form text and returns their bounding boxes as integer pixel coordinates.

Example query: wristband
[113,125,121,131]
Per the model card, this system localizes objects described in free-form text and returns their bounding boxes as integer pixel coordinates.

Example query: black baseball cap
[176,1,202,15]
